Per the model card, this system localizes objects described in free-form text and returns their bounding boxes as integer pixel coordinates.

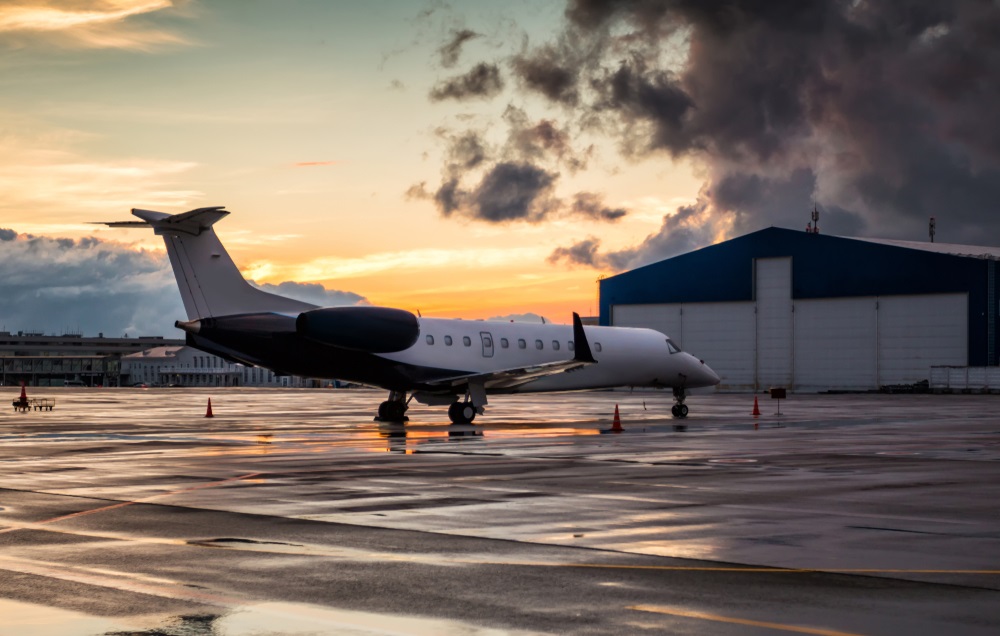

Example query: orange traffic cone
[611,404,623,432]
[205,398,214,418]
[752,395,760,417]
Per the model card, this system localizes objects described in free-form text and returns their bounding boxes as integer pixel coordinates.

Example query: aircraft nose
[686,355,720,387]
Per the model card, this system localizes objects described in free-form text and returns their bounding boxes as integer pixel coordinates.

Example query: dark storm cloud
[438,28,481,68]
[512,46,579,105]
[0,231,367,337]
[407,115,615,224]
[429,62,504,101]
[502,106,591,172]
[486,0,1000,268]
[547,237,603,268]
[250,281,367,307]
[0,231,182,336]
[446,130,489,170]
[455,161,559,223]
[570,192,626,221]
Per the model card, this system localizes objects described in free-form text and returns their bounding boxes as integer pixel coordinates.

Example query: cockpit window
[665,338,681,354]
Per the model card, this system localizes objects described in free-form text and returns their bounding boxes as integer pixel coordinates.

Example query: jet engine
[295,306,420,353]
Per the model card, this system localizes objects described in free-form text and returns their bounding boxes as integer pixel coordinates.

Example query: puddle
[0,598,136,636]
[0,599,542,636]
[213,602,542,635]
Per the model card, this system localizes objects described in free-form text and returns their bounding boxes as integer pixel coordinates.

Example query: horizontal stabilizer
[96,206,228,236]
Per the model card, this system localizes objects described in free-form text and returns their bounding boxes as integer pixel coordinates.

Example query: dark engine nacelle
[296,306,419,353]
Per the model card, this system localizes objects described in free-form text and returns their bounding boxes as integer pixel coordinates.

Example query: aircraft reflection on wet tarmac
[2,388,1000,635]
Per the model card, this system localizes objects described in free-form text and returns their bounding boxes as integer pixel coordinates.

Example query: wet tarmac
[1,388,999,635]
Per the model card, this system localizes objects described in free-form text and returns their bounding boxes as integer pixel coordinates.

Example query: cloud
[249,281,367,307]
[0,229,369,337]
[0,0,187,50]
[438,28,480,68]
[429,62,505,101]
[0,119,201,218]
[570,192,626,222]
[439,0,1000,269]
[292,161,340,168]
[547,237,603,268]
[408,111,617,225]
[466,161,558,222]
[242,245,547,282]
[501,106,591,172]
[0,229,182,336]
[511,45,579,105]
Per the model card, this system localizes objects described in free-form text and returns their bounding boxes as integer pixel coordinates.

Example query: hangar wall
[608,236,976,392]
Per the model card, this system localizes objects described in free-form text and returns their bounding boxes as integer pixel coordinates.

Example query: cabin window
[518,338,526,349]
[463,336,472,346]
[535,339,543,350]
[568,341,575,351]
[500,338,509,348]
[426,335,434,345]
[444,335,453,346]
[552,340,560,351]
[665,338,681,354]
[595,342,602,352]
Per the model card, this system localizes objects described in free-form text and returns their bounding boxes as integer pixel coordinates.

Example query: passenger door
[480,332,494,358]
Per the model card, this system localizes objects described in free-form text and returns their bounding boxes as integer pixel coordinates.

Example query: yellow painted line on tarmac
[628,605,864,636]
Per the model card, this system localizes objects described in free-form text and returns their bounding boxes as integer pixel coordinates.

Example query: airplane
[103,206,720,423]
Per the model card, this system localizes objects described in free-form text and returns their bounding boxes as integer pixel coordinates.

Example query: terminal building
[0,333,183,387]
[600,227,1000,392]
[121,346,334,388]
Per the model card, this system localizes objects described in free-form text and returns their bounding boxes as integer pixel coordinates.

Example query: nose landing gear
[671,385,689,418]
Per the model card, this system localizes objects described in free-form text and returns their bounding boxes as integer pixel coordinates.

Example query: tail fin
[102,206,317,319]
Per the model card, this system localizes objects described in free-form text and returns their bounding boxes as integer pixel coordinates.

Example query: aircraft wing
[421,312,597,390]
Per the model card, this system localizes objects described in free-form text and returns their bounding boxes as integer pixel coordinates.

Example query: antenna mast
[929,217,936,243]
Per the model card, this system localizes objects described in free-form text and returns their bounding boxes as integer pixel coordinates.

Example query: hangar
[599,227,1000,392]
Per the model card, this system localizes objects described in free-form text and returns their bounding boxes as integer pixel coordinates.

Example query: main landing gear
[671,385,689,419]
[376,390,409,422]
[447,400,476,425]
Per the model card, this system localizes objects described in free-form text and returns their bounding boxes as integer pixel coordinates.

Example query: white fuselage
[379,318,719,392]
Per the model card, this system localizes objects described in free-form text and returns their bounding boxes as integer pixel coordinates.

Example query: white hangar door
[612,304,682,340]
[794,298,877,391]
[755,258,793,388]
[680,303,756,390]
[878,293,967,385]
[611,301,756,390]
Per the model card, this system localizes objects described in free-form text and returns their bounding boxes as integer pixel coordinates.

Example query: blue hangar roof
[599,227,1000,365]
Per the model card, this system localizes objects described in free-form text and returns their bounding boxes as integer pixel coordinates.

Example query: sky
[1,0,998,337]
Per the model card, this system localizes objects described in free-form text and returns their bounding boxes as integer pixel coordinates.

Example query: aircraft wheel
[448,402,476,425]
[378,401,406,422]
[677,404,689,418]
[670,404,680,417]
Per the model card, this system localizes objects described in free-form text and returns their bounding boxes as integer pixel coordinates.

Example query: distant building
[0,332,183,387]
[601,227,1000,392]
[120,346,331,388]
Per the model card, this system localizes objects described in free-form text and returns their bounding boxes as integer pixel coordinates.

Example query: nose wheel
[672,385,688,418]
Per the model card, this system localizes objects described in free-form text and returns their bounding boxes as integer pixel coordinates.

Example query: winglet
[572,312,597,363]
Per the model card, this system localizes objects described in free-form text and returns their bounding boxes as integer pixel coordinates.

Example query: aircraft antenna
[929,217,936,243]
